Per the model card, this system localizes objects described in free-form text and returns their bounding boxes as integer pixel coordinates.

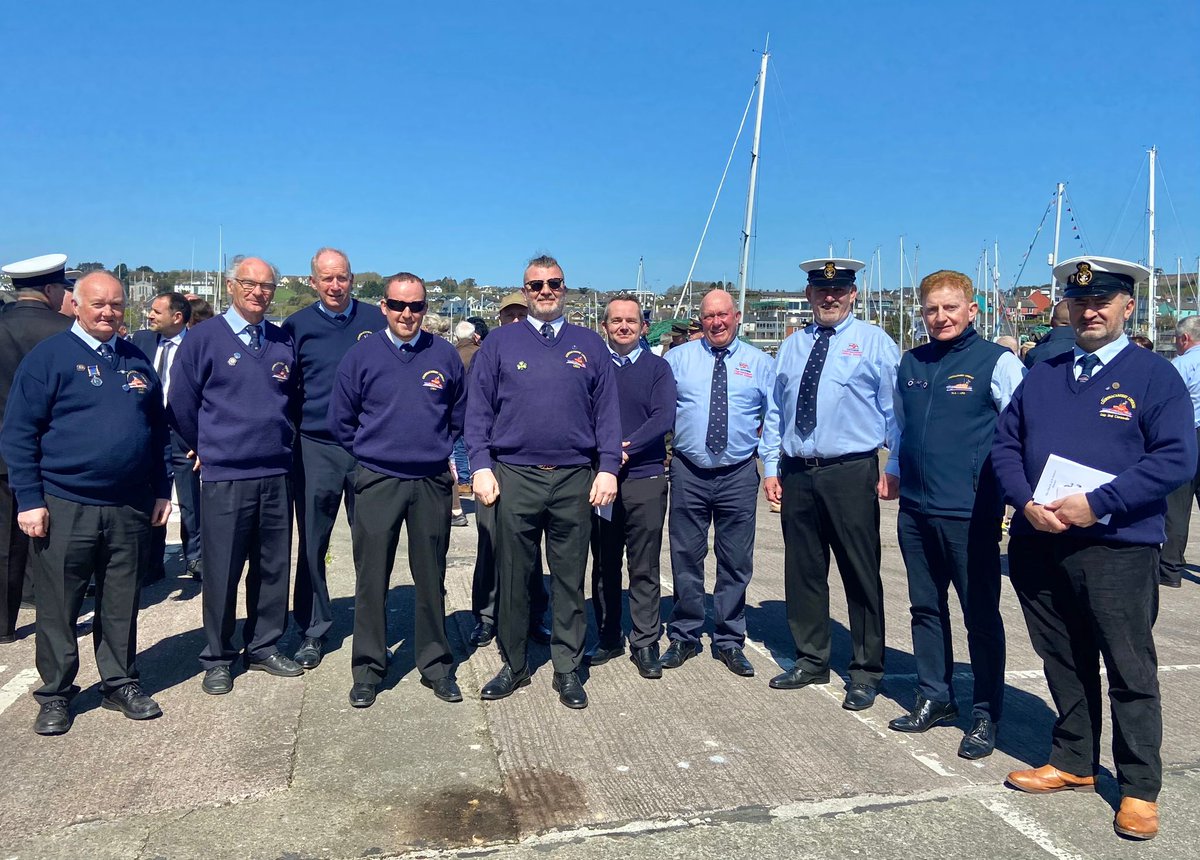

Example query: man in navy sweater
[993,255,1195,841]
[587,295,676,678]
[467,254,621,709]
[884,270,1024,759]
[133,292,200,585]
[1,272,171,735]
[282,248,385,670]
[169,255,301,696]
[330,273,466,707]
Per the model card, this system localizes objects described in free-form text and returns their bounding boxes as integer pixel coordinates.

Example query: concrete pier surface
[2,489,1198,859]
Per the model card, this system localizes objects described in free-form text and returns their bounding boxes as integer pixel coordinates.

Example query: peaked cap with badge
[2,253,72,290]
[799,258,866,289]
[1054,255,1150,299]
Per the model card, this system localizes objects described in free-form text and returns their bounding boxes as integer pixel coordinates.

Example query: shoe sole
[769,676,830,690]
[34,723,70,736]
[102,699,163,720]
[888,712,959,732]
[480,676,531,701]
[842,698,877,712]
[631,659,663,679]
[1114,823,1157,840]
[247,664,304,678]
[717,655,755,677]
[1004,779,1096,794]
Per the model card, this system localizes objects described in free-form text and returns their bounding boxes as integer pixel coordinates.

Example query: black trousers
[350,467,453,684]
[667,455,759,648]
[31,495,151,702]
[0,471,29,638]
[780,454,885,687]
[199,475,292,668]
[896,510,1006,720]
[147,430,202,578]
[1009,534,1162,801]
[471,491,549,626]
[1160,427,1200,584]
[293,436,356,640]
[590,473,667,649]
[495,463,592,673]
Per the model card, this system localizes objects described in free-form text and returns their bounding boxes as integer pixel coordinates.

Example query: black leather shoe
[186,558,203,581]
[552,671,588,709]
[349,683,376,708]
[661,639,701,669]
[33,700,71,736]
[247,652,304,678]
[293,637,323,670]
[480,664,531,700]
[768,665,830,690]
[102,683,162,720]
[958,717,997,759]
[201,666,233,695]
[842,683,878,711]
[585,641,625,666]
[715,646,755,677]
[630,645,663,679]
[469,620,496,647]
[1159,574,1182,588]
[888,693,959,732]
[528,622,552,645]
[422,676,463,703]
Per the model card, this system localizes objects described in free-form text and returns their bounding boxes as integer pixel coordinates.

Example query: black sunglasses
[384,299,427,313]
[525,278,565,293]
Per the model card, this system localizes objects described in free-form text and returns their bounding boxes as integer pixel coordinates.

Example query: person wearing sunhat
[0,254,75,645]
[992,255,1195,840]
[764,258,900,711]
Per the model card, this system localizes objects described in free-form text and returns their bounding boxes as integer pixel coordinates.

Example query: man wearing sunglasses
[169,255,301,696]
[282,248,385,671]
[330,273,465,707]
[466,254,621,709]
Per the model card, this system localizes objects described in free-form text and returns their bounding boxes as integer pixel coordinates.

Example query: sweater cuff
[598,456,622,475]
[14,487,46,514]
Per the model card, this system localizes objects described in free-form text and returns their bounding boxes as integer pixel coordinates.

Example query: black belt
[675,453,755,476]
[783,449,876,469]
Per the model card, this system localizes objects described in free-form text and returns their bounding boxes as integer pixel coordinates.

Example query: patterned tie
[244,324,262,352]
[1077,353,1101,382]
[97,342,116,367]
[795,326,835,437]
[706,347,729,454]
[155,340,172,379]
[540,322,555,341]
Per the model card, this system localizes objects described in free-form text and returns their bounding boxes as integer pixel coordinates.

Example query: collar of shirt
[611,345,643,366]
[805,313,855,339]
[223,306,263,339]
[1072,334,1129,370]
[315,298,355,319]
[387,328,423,350]
[700,336,740,357]
[527,315,564,337]
[162,330,185,347]
[71,321,118,351]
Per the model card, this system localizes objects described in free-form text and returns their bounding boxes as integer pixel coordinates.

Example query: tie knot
[1078,353,1101,377]
[540,322,555,339]
[712,347,728,361]
[332,313,347,322]
[818,326,835,339]
[97,343,115,361]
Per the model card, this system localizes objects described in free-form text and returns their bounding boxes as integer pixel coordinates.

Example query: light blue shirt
[315,298,356,319]
[223,306,264,346]
[886,348,1026,478]
[772,315,900,462]
[527,315,564,337]
[1173,343,1200,428]
[70,321,118,352]
[611,346,643,366]
[664,337,781,474]
[386,328,420,350]
[1071,334,1129,380]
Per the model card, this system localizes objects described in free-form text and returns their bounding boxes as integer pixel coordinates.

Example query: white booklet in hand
[1032,453,1115,525]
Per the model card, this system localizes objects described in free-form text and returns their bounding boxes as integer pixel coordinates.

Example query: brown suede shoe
[1005,764,1096,794]
[1114,797,1158,840]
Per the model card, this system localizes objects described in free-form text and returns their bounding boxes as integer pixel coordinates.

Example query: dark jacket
[1023,326,1075,368]
[0,300,73,474]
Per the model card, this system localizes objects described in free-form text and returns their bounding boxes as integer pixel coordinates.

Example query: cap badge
[1075,262,1093,286]
[823,262,838,280]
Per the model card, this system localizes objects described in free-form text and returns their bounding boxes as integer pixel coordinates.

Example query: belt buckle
[535,464,557,471]
[800,456,822,468]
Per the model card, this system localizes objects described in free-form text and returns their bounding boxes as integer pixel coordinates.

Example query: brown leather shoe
[1114,797,1158,840]
[1005,764,1096,794]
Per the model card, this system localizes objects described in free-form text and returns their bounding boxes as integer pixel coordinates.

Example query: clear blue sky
[2,1,1197,293]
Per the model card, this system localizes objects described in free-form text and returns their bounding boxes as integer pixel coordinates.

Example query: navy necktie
[540,322,555,340]
[795,326,835,437]
[1077,353,1100,382]
[244,324,262,352]
[97,342,116,367]
[332,313,347,322]
[706,347,729,454]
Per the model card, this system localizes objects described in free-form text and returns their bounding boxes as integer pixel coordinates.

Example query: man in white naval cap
[0,254,74,644]
[993,255,1195,840]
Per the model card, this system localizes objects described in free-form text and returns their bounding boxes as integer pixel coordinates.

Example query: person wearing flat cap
[764,259,900,712]
[992,255,1195,840]
[0,255,74,646]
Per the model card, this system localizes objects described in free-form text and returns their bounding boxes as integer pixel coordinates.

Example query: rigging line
[1008,196,1057,291]
[767,60,799,212]
[1156,155,1197,260]
[1061,188,1090,254]
[678,81,758,312]
[1100,151,1149,253]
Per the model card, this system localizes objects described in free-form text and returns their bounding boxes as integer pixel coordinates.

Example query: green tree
[113,263,130,283]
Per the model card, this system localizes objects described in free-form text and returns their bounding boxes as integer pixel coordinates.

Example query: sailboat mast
[1050,182,1064,304]
[899,236,905,352]
[1148,145,1157,345]
[735,39,769,322]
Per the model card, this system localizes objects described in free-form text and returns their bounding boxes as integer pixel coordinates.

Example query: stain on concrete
[406,784,519,847]
[504,767,590,834]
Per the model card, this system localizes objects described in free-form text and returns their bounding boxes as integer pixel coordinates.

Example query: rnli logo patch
[945,373,974,395]
[271,361,291,382]
[565,350,587,369]
[733,361,753,378]
[1100,392,1135,420]
[357,330,373,341]
[422,370,446,391]
[121,370,150,393]
[841,342,862,357]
